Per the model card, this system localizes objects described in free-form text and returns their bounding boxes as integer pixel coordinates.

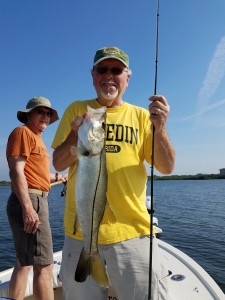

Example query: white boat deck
[158,240,225,300]
[0,241,224,300]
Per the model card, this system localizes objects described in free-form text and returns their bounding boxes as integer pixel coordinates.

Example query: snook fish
[74,105,109,287]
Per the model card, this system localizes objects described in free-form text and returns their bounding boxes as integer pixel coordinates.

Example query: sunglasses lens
[95,67,108,74]
[94,67,125,75]
[111,68,123,75]
[37,110,52,117]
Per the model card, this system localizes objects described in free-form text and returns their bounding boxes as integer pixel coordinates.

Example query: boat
[146,195,163,235]
[0,239,224,300]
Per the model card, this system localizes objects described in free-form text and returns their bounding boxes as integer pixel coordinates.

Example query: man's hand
[22,205,40,234]
[148,95,170,130]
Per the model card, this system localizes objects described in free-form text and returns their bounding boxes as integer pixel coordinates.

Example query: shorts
[7,192,53,266]
[59,236,169,300]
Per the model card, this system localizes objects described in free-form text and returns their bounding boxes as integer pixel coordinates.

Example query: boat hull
[0,240,224,300]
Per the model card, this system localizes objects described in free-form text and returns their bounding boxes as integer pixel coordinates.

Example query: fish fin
[73,214,79,235]
[70,145,77,155]
[101,201,117,224]
[90,255,109,288]
[74,248,90,282]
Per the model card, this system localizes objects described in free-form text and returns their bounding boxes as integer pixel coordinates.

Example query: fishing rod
[148,0,160,299]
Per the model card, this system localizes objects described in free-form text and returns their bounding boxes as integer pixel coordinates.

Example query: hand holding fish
[71,113,88,133]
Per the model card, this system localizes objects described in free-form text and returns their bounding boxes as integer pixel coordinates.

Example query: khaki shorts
[7,192,53,266]
[59,236,169,300]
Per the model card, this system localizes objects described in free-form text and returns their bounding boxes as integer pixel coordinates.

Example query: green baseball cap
[17,96,59,124]
[93,46,129,68]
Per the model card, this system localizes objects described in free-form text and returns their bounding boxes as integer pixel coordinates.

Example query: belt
[28,188,49,197]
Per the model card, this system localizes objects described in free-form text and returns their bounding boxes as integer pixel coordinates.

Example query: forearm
[153,128,175,174]
[9,157,40,233]
[10,170,33,209]
[53,130,78,172]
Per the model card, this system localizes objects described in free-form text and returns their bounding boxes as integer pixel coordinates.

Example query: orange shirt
[6,125,50,191]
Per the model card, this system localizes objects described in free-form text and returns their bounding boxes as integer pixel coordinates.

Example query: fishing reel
[61,181,67,197]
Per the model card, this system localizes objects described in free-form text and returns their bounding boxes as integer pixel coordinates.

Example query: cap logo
[103,47,121,55]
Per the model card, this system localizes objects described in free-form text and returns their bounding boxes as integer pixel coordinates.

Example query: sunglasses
[36,109,52,117]
[93,66,128,75]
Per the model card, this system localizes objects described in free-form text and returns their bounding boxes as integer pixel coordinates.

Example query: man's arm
[52,115,85,172]
[153,128,175,174]
[8,156,40,233]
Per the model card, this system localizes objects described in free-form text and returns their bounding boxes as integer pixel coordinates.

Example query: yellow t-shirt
[51,99,153,244]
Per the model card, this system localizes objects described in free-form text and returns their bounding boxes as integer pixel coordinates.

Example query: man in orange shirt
[6,96,67,300]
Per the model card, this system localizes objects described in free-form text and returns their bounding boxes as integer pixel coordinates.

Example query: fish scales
[76,152,107,255]
[74,106,109,287]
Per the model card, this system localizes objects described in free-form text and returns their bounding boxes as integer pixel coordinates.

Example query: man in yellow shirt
[52,46,175,300]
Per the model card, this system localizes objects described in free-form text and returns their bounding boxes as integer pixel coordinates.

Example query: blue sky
[1,0,225,180]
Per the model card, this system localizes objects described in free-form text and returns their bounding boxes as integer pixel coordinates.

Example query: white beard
[100,89,118,100]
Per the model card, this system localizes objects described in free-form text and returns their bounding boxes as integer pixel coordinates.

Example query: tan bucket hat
[17,96,59,125]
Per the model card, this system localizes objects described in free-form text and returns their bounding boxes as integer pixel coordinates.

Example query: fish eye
[83,151,90,156]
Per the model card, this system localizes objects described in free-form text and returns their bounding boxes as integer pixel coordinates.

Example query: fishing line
[148,0,160,299]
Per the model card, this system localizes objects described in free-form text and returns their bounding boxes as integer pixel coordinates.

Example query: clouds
[180,36,225,124]
[180,98,225,122]
[197,36,225,111]
[197,36,225,113]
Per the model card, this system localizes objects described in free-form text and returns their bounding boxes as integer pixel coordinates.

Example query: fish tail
[74,248,90,282]
[90,255,109,288]
[74,250,109,287]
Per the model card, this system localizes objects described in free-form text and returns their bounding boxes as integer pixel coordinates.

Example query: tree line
[148,174,225,181]
[1,174,225,186]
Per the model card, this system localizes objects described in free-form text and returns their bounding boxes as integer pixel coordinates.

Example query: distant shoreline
[1,174,225,186]
[0,181,11,186]
[148,174,225,181]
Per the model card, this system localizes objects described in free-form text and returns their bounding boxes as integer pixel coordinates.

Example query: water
[0,180,225,293]
[147,179,225,293]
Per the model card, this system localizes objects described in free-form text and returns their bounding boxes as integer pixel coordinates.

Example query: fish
[74,105,109,287]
